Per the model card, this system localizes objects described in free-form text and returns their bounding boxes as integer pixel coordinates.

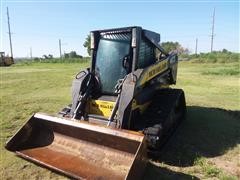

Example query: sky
[0,0,239,58]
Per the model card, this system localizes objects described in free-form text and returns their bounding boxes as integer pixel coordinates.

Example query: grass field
[0,61,239,179]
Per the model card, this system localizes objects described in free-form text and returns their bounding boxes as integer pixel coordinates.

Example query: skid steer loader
[0,52,14,66]
[6,26,186,179]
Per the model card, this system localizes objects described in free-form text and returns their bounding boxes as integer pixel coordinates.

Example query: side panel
[137,59,168,86]
[168,53,178,84]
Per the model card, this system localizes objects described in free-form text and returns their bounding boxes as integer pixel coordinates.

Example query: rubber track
[141,88,186,155]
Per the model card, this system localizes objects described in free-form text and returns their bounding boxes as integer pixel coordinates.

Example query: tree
[161,42,178,53]
[64,53,69,59]
[42,54,53,59]
[83,35,91,56]
[64,51,82,58]
[161,41,189,55]
[222,49,228,53]
[69,51,83,58]
[69,51,77,58]
[42,55,48,59]
[48,54,53,59]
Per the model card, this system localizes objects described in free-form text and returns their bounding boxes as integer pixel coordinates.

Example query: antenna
[7,7,13,58]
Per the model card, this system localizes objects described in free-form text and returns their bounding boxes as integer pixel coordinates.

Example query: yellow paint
[88,99,115,117]
[139,60,168,86]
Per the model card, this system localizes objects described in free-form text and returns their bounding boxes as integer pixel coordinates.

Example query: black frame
[90,26,168,74]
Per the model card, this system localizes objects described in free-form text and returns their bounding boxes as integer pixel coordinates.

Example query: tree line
[33,35,237,63]
[82,34,189,56]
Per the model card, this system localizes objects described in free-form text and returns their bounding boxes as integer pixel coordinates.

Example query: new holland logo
[91,102,113,109]
[147,60,167,80]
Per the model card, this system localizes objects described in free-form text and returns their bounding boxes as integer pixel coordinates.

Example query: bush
[180,51,239,63]
[39,57,90,63]
[15,57,90,65]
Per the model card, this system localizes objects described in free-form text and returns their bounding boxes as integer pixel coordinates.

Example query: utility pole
[59,39,62,58]
[7,7,13,58]
[195,38,198,55]
[30,47,32,59]
[210,8,215,52]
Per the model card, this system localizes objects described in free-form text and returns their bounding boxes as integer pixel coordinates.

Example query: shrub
[180,51,239,63]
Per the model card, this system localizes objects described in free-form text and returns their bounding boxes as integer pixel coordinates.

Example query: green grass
[176,62,239,110]
[0,62,89,179]
[194,157,221,177]
[193,157,238,180]
[202,64,240,76]
[1,61,239,179]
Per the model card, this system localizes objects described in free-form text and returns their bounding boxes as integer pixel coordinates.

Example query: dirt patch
[210,154,240,177]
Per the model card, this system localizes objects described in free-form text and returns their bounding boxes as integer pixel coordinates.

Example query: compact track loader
[6,26,186,179]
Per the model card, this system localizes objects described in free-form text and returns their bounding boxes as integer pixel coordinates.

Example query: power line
[210,7,215,52]
[7,7,13,58]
